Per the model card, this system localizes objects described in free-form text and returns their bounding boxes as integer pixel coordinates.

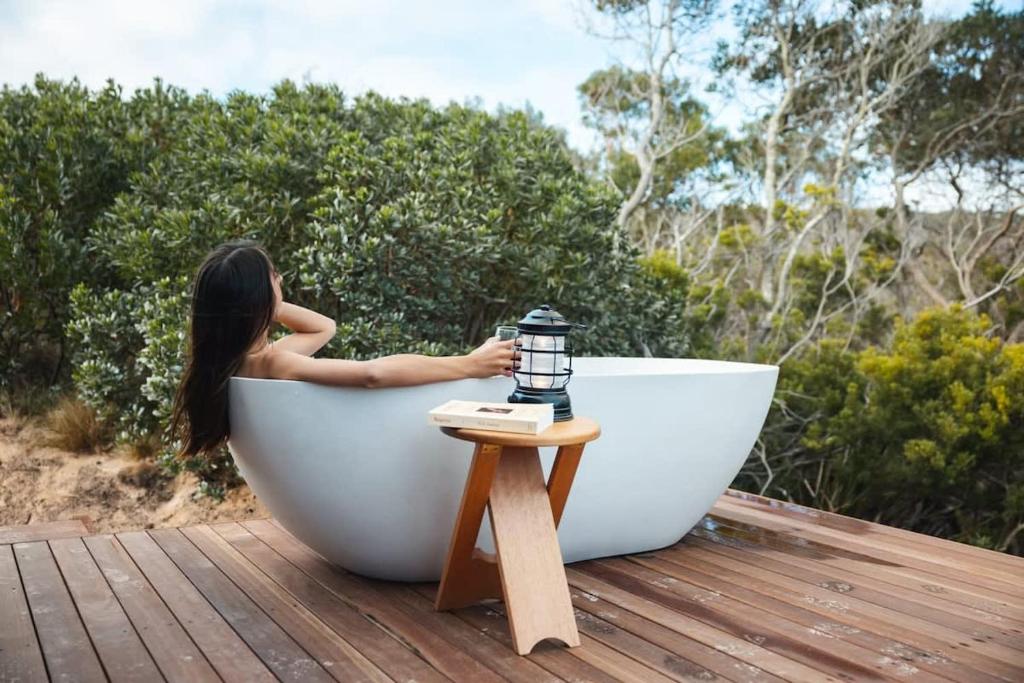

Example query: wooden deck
[2,490,1022,682]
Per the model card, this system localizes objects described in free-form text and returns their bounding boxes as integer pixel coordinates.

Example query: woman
[169,239,519,460]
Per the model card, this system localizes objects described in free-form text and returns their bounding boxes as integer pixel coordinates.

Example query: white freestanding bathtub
[227,357,777,581]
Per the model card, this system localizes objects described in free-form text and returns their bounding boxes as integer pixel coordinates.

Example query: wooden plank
[567,597,726,682]
[180,524,388,682]
[209,521,447,683]
[661,542,1024,672]
[703,514,1024,622]
[243,518,498,682]
[547,443,585,526]
[385,582,565,683]
[414,582,671,683]
[695,516,1024,629]
[566,566,836,683]
[709,506,1024,613]
[0,544,48,682]
[482,599,681,683]
[718,494,1024,584]
[0,519,90,544]
[148,527,334,682]
[714,499,1024,596]
[116,529,275,683]
[435,442,503,611]
[723,490,1024,574]
[567,578,787,682]
[13,541,106,682]
[684,532,1024,650]
[488,446,580,654]
[49,537,163,682]
[419,576,697,683]
[580,557,899,682]
[635,549,1014,683]
[415,584,624,683]
[83,533,220,682]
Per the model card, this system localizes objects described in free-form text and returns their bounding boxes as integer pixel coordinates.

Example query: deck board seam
[235,523,442,681]
[14,541,108,682]
[565,568,791,682]
[722,490,1024,568]
[11,543,52,683]
[615,554,920,683]
[709,509,1024,607]
[565,564,847,683]
[409,585,619,683]
[491,598,697,683]
[701,515,1024,621]
[98,532,224,682]
[691,519,1024,622]
[578,557,890,682]
[714,501,1024,595]
[631,550,1017,682]
[573,561,827,683]
[233,520,462,682]
[48,538,120,683]
[685,531,1024,646]
[183,524,393,682]
[148,527,336,682]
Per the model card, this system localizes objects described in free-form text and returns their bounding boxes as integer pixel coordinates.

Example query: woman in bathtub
[169,239,519,460]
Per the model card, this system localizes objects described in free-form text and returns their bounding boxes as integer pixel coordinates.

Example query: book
[428,400,554,435]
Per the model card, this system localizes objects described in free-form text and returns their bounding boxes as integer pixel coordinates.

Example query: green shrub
[742,305,1024,554]
[59,81,700,492]
[0,76,193,388]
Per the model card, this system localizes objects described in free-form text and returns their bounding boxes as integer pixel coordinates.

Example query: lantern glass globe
[517,334,565,389]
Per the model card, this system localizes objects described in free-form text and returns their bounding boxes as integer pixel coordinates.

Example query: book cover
[428,400,554,435]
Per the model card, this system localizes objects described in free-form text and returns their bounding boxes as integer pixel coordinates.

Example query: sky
[0,0,1006,158]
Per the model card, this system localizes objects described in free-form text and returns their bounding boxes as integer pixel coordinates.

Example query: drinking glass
[494,325,519,341]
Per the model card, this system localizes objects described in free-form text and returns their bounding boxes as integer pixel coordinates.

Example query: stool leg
[488,446,580,655]
[546,443,585,528]
[435,443,504,611]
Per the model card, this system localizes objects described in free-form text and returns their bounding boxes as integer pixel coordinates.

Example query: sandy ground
[0,416,269,533]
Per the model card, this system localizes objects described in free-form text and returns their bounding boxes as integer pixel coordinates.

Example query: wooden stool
[434,417,601,655]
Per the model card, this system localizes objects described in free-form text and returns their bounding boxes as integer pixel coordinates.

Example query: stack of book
[428,400,554,435]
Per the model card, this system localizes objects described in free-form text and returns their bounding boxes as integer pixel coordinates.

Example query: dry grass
[126,433,163,461]
[45,396,108,453]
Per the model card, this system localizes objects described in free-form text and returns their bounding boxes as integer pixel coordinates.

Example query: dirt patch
[0,416,269,533]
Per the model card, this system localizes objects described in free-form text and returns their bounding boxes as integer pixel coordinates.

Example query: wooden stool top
[441,416,600,448]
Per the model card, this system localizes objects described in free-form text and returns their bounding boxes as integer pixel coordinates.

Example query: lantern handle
[551,316,588,330]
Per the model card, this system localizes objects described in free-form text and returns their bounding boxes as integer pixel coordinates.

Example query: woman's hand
[465,338,521,378]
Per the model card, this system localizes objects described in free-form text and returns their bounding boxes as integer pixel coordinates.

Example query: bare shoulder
[256,347,313,380]
[236,347,369,386]
[235,347,301,380]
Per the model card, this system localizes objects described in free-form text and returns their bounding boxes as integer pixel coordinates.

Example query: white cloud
[1,0,1007,156]
[0,0,611,149]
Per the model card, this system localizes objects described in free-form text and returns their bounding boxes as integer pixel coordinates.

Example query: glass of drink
[494,325,519,341]
[495,325,521,374]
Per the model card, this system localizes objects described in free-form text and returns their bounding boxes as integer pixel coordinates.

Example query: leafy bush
[54,80,700,493]
[0,76,193,389]
[741,305,1024,553]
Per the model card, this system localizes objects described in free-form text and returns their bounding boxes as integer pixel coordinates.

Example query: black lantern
[508,304,586,422]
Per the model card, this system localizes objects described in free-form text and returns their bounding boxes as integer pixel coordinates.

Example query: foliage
[3,0,1022,552]
[0,76,193,388]
[0,78,707,491]
[741,306,1024,554]
[877,0,1024,178]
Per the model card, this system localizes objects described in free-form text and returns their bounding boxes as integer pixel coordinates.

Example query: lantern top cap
[516,304,586,334]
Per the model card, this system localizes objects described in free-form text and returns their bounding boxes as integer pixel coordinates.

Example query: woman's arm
[271,302,336,356]
[265,338,520,388]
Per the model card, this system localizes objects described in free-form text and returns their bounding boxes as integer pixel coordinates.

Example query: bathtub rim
[228,357,779,389]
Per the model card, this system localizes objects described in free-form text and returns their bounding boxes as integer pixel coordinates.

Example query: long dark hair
[169,240,277,459]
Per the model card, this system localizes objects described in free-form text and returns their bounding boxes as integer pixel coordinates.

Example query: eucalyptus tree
[876,0,1024,339]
